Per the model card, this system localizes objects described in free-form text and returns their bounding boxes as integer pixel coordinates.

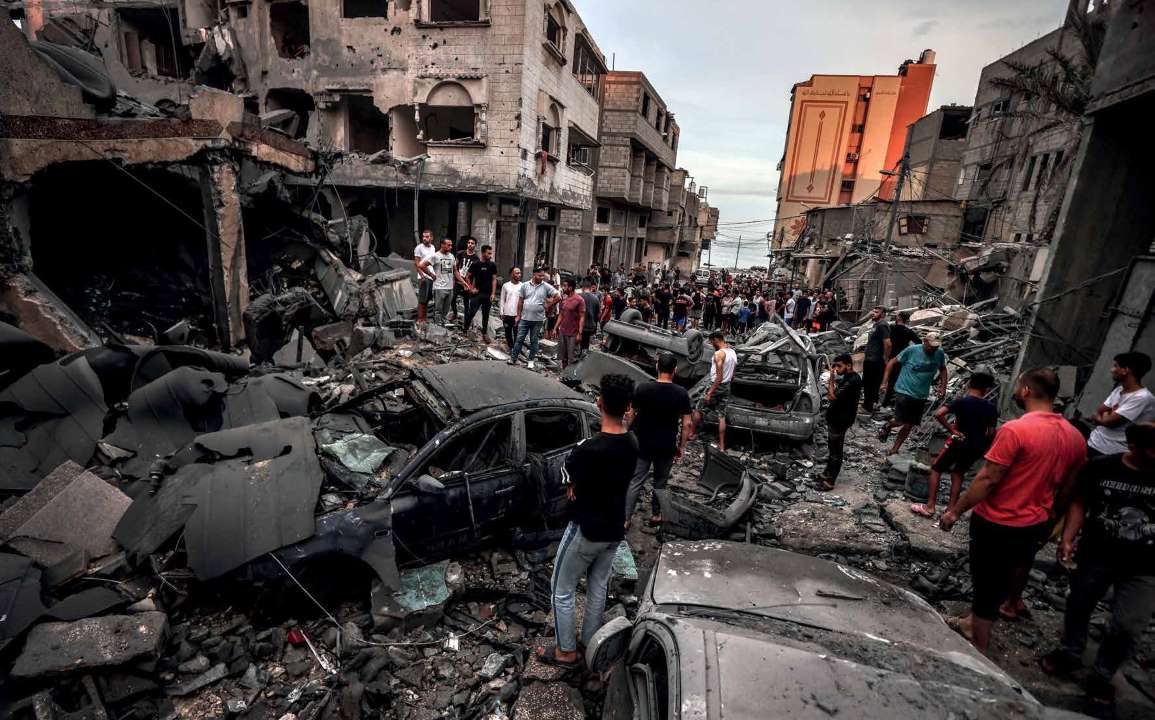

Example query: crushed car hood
[650,541,1018,689]
[416,361,584,416]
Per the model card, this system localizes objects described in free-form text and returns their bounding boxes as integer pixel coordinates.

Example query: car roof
[416,361,586,414]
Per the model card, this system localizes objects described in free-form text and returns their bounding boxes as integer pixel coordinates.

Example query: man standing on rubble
[418,237,474,327]
[939,368,1086,654]
[816,353,862,491]
[538,373,638,670]
[499,267,523,349]
[794,290,812,330]
[579,277,602,358]
[693,331,738,452]
[451,236,478,325]
[414,229,437,324]
[1040,422,1155,712]
[1086,351,1155,457]
[883,311,919,406]
[510,268,559,370]
[626,352,693,528]
[556,278,586,370]
[464,244,498,342]
[878,332,948,455]
[861,306,892,413]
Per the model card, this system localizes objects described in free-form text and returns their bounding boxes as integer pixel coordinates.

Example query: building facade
[588,71,679,270]
[906,105,970,203]
[19,0,609,275]
[771,50,936,251]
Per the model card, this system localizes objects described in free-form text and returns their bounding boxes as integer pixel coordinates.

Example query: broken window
[116,8,192,79]
[264,88,315,139]
[898,215,928,235]
[534,226,556,269]
[540,104,561,156]
[567,142,591,167]
[270,1,310,59]
[641,92,651,119]
[429,0,481,22]
[421,82,476,142]
[544,4,565,53]
[637,214,647,229]
[974,163,993,192]
[525,411,580,454]
[423,417,514,477]
[346,95,390,153]
[595,206,610,224]
[571,33,604,99]
[343,0,386,18]
[1021,155,1038,192]
[961,206,990,241]
[939,111,968,140]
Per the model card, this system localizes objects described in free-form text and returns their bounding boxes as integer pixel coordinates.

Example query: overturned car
[600,319,712,384]
[690,319,825,443]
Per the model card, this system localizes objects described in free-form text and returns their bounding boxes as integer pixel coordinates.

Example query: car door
[390,415,517,561]
[521,407,588,530]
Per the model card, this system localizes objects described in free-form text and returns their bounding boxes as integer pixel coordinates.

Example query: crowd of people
[415,236,1153,712]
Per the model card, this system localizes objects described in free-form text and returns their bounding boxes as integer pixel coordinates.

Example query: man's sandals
[534,642,583,670]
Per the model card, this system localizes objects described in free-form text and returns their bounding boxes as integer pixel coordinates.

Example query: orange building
[772,51,936,251]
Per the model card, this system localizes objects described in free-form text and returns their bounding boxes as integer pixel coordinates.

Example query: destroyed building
[10,0,611,276]
[644,168,709,274]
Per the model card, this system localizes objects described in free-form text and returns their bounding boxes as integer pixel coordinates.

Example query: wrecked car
[600,319,711,383]
[587,540,1084,720]
[114,361,598,592]
[691,319,824,442]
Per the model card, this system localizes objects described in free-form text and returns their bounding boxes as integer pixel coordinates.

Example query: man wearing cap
[879,332,948,455]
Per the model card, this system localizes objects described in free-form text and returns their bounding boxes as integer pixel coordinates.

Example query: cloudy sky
[577,0,1066,268]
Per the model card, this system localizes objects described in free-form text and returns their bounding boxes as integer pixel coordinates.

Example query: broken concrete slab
[0,460,130,562]
[775,504,898,556]
[882,500,970,561]
[166,662,228,696]
[12,611,167,678]
[511,682,584,720]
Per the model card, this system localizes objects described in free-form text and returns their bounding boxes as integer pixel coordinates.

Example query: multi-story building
[20,0,609,275]
[771,51,936,251]
[588,71,679,270]
[953,26,1084,248]
[644,169,703,273]
[906,105,970,203]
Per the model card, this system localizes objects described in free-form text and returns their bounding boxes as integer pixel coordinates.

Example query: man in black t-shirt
[538,374,637,670]
[817,353,861,490]
[451,237,479,323]
[912,373,998,519]
[579,278,601,356]
[1040,421,1155,709]
[626,353,692,527]
[654,284,672,329]
[861,307,891,413]
[464,244,498,341]
[884,311,920,406]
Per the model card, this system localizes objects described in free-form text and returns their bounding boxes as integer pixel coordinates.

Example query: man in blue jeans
[537,373,638,669]
[510,267,559,370]
[625,352,692,528]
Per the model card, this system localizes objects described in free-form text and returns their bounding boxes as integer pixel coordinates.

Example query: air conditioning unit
[846,152,860,162]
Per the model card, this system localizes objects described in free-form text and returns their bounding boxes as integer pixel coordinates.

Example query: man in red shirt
[556,278,586,370]
[940,368,1085,653]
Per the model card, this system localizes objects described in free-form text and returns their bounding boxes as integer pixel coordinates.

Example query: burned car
[588,541,1084,720]
[600,319,712,384]
[113,361,598,592]
[690,319,824,442]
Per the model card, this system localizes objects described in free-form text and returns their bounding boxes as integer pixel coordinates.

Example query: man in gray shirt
[510,267,559,370]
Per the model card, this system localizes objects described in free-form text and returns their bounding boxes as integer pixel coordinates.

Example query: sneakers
[527,361,536,370]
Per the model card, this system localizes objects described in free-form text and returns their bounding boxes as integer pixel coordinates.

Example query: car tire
[684,329,706,362]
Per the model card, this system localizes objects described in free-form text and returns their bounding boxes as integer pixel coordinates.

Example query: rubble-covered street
[3,0,1155,719]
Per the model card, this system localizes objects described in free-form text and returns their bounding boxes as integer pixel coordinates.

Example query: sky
[576,0,1067,269]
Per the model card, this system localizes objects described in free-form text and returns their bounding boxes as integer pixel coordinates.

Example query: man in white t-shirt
[413,229,437,323]
[418,237,473,326]
[1087,352,1155,456]
[499,267,523,348]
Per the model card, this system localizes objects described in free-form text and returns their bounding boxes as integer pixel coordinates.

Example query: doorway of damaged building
[26,161,219,345]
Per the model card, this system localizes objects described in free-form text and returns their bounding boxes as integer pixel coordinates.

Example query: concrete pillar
[199,160,250,348]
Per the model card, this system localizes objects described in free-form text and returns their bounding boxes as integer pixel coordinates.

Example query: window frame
[523,408,584,456]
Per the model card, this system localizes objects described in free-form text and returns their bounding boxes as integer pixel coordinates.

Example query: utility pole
[734,234,742,271]
[886,151,909,247]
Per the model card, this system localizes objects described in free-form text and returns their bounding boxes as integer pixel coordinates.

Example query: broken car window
[524,410,582,454]
[423,417,514,478]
